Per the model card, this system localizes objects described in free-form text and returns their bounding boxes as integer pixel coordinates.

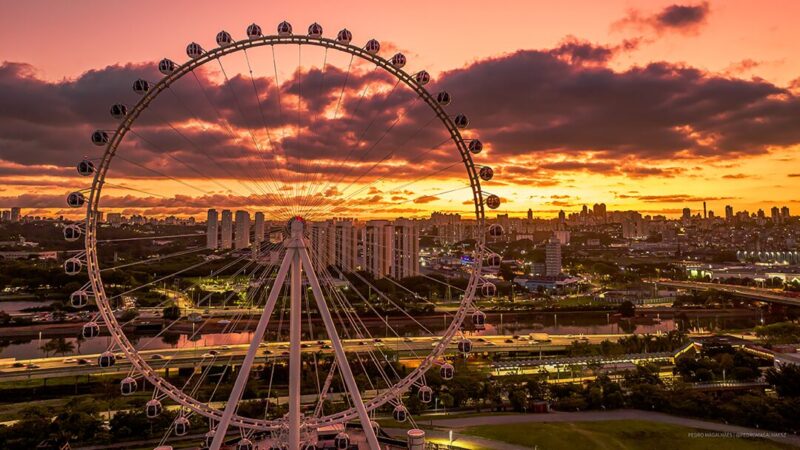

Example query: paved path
[427,409,800,447]
[385,427,530,450]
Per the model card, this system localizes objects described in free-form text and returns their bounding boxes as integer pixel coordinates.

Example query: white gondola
[479,166,493,181]
[236,438,254,450]
[458,338,473,354]
[91,130,108,146]
[98,351,116,368]
[158,58,176,75]
[64,224,81,241]
[308,22,323,37]
[487,254,501,267]
[154,447,173,450]
[418,385,433,403]
[70,290,89,308]
[414,70,430,85]
[481,282,497,297]
[133,78,150,95]
[146,399,163,418]
[216,30,233,47]
[336,28,352,44]
[77,159,95,176]
[468,139,483,154]
[186,42,204,59]
[390,53,406,68]
[440,362,454,380]
[110,103,128,119]
[486,194,501,209]
[365,39,380,54]
[277,21,293,36]
[436,91,451,105]
[334,432,350,449]
[393,405,408,422]
[64,257,82,275]
[174,416,190,436]
[203,430,216,448]
[82,321,100,338]
[489,224,503,237]
[121,376,137,395]
[454,114,469,129]
[246,23,262,39]
[472,310,486,330]
[67,191,85,208]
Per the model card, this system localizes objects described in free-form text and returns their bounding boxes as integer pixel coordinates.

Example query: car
[321,344,331,349]
[77,358,90,365]
[373,338,383,343]
[63,358,77,363]
[358,341,365,346]
[27,364,40,369]
[208,350,219,356]
[262,350,273,355]
[201,353,215,358]
[504,339,514,344]
[375,342,384,347]
[300,343,310,348]
[150,354,165,360]
[316,340,325,345]
[281,351,290,356]
[217,319,231,325]
[402,338,413,343]
[220,345,230,350]
[476,338,486,342]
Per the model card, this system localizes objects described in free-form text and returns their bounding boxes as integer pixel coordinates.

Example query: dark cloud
[618,194,736,203]
[614,2,711,35]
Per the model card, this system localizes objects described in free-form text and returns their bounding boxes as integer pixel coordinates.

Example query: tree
[766,364,800,398]
[618,301,636,318]
[162,304,181,321]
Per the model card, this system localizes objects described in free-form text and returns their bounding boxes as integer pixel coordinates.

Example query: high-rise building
[682,208,691,220]
[0,210,9,221]
[771,206,782,224]
[781,206,790,219]
[310,220,335,270]
[527,209,533,220]
[725,205,734,221]
[206,209,219,249]
[391,219,419,279]
[365,220,392,278]
[545,235,562,277]
[254,212,265,244]
[107,213,123,227]
[10,207,21,222]
[335,220,359,271]
[220,210,233,249]
[235,210,250,249]
[429,212,463,245]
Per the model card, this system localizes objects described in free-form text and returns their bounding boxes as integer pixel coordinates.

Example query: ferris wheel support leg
[288,249,303,449]
[300,249,382,450]
[209,250,293,450]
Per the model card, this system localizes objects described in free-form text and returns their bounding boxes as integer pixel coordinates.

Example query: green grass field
[462,420,794,450]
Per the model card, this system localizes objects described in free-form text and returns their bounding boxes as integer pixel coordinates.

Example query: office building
[254,212,265,244]
[206,209,219,249]
[235,210,250,249]
[365,220,393,278]
[220,210,233,249]
[391,219,419,279]
[545,235,562,277]
[10,207,21,222]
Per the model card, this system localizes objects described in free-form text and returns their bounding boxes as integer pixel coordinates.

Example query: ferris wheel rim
[82,29,487,431]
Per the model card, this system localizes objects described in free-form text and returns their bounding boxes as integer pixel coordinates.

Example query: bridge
[655,280,800,306]
[0,334,626,382]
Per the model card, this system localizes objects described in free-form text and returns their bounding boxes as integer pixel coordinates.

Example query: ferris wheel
[63,19,501,450]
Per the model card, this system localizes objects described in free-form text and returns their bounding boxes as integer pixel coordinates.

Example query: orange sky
[1,0,800,220]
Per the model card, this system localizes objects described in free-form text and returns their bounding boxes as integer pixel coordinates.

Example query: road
[657,280,800,306]
[0,333,629,382]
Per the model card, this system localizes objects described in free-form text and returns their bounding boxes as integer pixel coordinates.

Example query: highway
[0,333,628,382]
[656,280,800,306]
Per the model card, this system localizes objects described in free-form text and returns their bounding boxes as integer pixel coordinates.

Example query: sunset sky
[1,0,800,220]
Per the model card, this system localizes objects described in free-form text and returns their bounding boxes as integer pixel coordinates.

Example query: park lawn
[462,420,794,450]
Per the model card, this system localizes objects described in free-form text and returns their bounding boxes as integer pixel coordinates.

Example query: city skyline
[1,1,800,219]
